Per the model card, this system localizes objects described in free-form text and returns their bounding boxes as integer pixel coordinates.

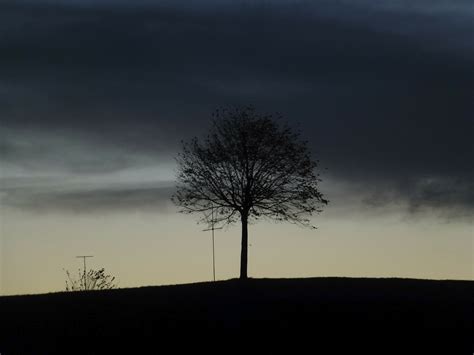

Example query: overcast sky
[1,0,472,294]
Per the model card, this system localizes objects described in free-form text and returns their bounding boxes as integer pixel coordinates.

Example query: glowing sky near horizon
[1,176,472,295]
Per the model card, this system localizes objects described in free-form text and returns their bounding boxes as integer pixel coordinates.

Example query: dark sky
[1,0,473,218]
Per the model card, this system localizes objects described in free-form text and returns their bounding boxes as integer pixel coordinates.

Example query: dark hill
[0,277,472,354]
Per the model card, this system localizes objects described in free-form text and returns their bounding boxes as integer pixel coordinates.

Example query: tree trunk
[240,211,248,280]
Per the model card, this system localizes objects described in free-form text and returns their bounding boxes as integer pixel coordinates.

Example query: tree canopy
[173,106,328,279]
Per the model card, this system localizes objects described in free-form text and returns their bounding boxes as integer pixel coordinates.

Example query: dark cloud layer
[1,0,472,216]
[1,181,175,213]
[361,176,474,220]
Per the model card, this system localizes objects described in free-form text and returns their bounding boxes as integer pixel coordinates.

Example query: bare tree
[173,106,328,279]
[65,268,117,291]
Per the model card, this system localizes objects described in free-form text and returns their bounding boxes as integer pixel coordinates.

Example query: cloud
[0,0,472,216]
[362,176,474,220]
[321,175,473,221]
[0,181,176,213]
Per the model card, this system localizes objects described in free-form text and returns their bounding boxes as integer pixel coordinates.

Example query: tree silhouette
[173,106,328,279]
[64,268,117,291]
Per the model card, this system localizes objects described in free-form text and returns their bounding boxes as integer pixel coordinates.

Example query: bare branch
[172,106,328,227]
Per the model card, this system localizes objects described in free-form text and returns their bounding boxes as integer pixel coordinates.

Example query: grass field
[1,277,472,354]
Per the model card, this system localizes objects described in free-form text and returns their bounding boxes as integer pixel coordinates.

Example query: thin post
[211,207,216,281]
[203,206,223,282]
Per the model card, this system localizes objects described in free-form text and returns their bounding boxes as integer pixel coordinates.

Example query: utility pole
[203,206,223,282]
[76,255,93,290]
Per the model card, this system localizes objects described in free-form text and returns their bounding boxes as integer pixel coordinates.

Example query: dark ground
[0,277,472,354]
